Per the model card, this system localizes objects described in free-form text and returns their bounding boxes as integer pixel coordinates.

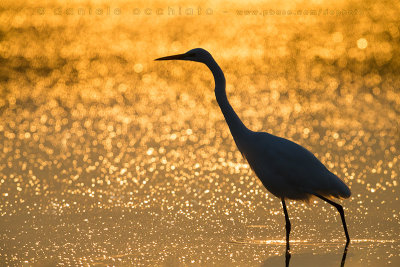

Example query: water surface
[0,0,399,266]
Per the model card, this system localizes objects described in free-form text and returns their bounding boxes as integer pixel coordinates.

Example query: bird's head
[155,48,213,64]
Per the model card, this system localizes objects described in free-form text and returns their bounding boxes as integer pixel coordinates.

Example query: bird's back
[239,131,351,201]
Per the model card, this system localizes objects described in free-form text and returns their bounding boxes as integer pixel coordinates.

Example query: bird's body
[155,48,351,250]
[237,130,351,200]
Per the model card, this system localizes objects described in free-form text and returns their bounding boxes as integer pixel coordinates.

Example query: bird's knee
[335,204,344,214]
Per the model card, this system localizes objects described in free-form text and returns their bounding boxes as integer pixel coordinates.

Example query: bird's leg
[315,194,350,244]
[281,198,291,257]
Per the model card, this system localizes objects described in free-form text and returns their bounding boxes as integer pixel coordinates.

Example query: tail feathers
[319,172,351,199]
[339,183,351,199]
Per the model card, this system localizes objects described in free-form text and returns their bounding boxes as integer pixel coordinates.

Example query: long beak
[154,53,186,61]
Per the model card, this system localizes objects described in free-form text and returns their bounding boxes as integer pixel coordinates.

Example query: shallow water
[0,0,400,266]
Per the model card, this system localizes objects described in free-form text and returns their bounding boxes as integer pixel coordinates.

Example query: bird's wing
[251,132,350,199]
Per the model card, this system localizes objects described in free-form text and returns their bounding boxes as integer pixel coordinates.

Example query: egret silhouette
[155,48,351,253]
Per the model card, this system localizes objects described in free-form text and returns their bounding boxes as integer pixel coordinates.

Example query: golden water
[0,0,399,266]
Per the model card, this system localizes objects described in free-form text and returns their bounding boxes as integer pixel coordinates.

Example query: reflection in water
[286,248,291,267]
[263,242,349,267]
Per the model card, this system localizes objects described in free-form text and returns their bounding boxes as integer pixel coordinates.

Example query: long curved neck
[205,58,251,143]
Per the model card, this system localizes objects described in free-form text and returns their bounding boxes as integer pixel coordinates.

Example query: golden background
[0,0,399,266]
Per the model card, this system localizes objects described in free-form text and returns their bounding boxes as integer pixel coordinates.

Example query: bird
[155,48,351,251]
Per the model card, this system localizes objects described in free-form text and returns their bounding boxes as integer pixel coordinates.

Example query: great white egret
[155,48,351,250]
